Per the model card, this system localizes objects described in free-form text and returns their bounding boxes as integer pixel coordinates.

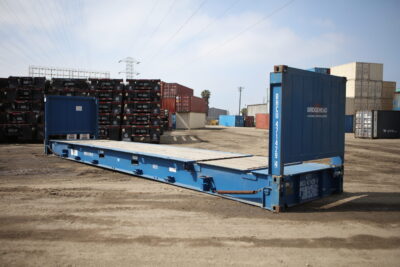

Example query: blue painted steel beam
[49,140,343,212]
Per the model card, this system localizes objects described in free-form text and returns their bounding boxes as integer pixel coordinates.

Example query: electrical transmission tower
[118,57,140,80]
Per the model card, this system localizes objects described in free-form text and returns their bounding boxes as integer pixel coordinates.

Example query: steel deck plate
[55,140,251,162]
[199,156,268,171]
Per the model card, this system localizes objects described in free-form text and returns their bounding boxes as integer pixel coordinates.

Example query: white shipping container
[345,97,355,115]
[362,63,370,80]
[367,98,375,110]
[361,80,369,97]
[176,112,206,129]
[247,104,269,117]
[368,81,382,98]
[347,80,362,98]
[354,98,368,111]
[382,81,396,98]
[369,63,384,81]
[331,62,360,80]
[375,81,383,98]
[330,62,383,81]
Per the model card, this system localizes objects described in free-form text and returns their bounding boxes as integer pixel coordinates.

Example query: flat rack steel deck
[45,66,346,212]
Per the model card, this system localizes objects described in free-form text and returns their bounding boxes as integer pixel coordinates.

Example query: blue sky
[0,0,399,114]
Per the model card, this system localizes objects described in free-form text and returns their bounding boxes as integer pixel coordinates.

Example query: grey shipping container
[355,110,400,139]
[207,107,228,120]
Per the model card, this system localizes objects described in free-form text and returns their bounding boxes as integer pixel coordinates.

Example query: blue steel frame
[46,66,345,212]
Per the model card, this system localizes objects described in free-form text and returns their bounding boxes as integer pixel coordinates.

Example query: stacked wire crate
[89,79,124,140]
[121,79,162,143]
[0,77,45,142]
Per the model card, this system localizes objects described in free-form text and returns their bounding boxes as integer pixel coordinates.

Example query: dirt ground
[0,127,399,266]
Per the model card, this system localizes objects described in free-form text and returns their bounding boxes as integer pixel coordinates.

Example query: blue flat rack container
[219,115,244,127]
[46,66,346,212]
[345,115,354,133]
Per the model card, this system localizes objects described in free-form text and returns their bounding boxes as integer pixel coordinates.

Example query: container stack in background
[0,77,45,142]
[207,107,228,125]
[330,62,396,114]
[175,96,207,129]
[89,79,124,140]
[121,79,162,143]
[219,115,244,127]
[161,82,207,129]
[161,82,193,113]
[330,62,396,134]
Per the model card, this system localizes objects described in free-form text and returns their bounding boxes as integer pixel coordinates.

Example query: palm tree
[201,90,211,115]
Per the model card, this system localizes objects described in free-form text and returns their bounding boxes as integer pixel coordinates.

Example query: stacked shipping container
[0,77,45,142]
[161,82,207,129]
[330,62,396,114]
[176,96,207,113]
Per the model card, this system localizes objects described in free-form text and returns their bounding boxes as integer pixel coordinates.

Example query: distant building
[247,103,269,117]
[207,107,228,120]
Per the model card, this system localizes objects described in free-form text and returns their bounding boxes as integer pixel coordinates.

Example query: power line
[51,0,77,67]
[145,0,208,62]
[138,0,178,57]
[162,0,240,60]
[29,0,70,64]
[176,0,295,70]
[194,0,240,38]
[0,0,51,65]
[130,0,160,56]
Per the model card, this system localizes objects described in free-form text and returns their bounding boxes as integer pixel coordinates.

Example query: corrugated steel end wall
[270,66,346,166]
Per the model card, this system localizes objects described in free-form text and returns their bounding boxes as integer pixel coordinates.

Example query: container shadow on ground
[290,191,400,213]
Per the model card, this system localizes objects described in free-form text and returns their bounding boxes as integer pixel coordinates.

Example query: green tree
[201,90,211,115]
[241,108,248,116]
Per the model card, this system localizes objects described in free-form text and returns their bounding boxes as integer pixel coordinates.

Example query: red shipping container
[161,98,176,113]
[161,82,194,98]
[244,116,255,127]
[256,113,269,129]
[176,96,207,113]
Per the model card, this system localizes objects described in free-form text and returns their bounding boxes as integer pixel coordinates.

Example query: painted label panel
[299,173,319,201]
[269,85,282,175]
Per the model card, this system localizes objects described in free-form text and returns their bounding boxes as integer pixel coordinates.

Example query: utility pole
[238,86,244,115]
[118,57,140,80]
